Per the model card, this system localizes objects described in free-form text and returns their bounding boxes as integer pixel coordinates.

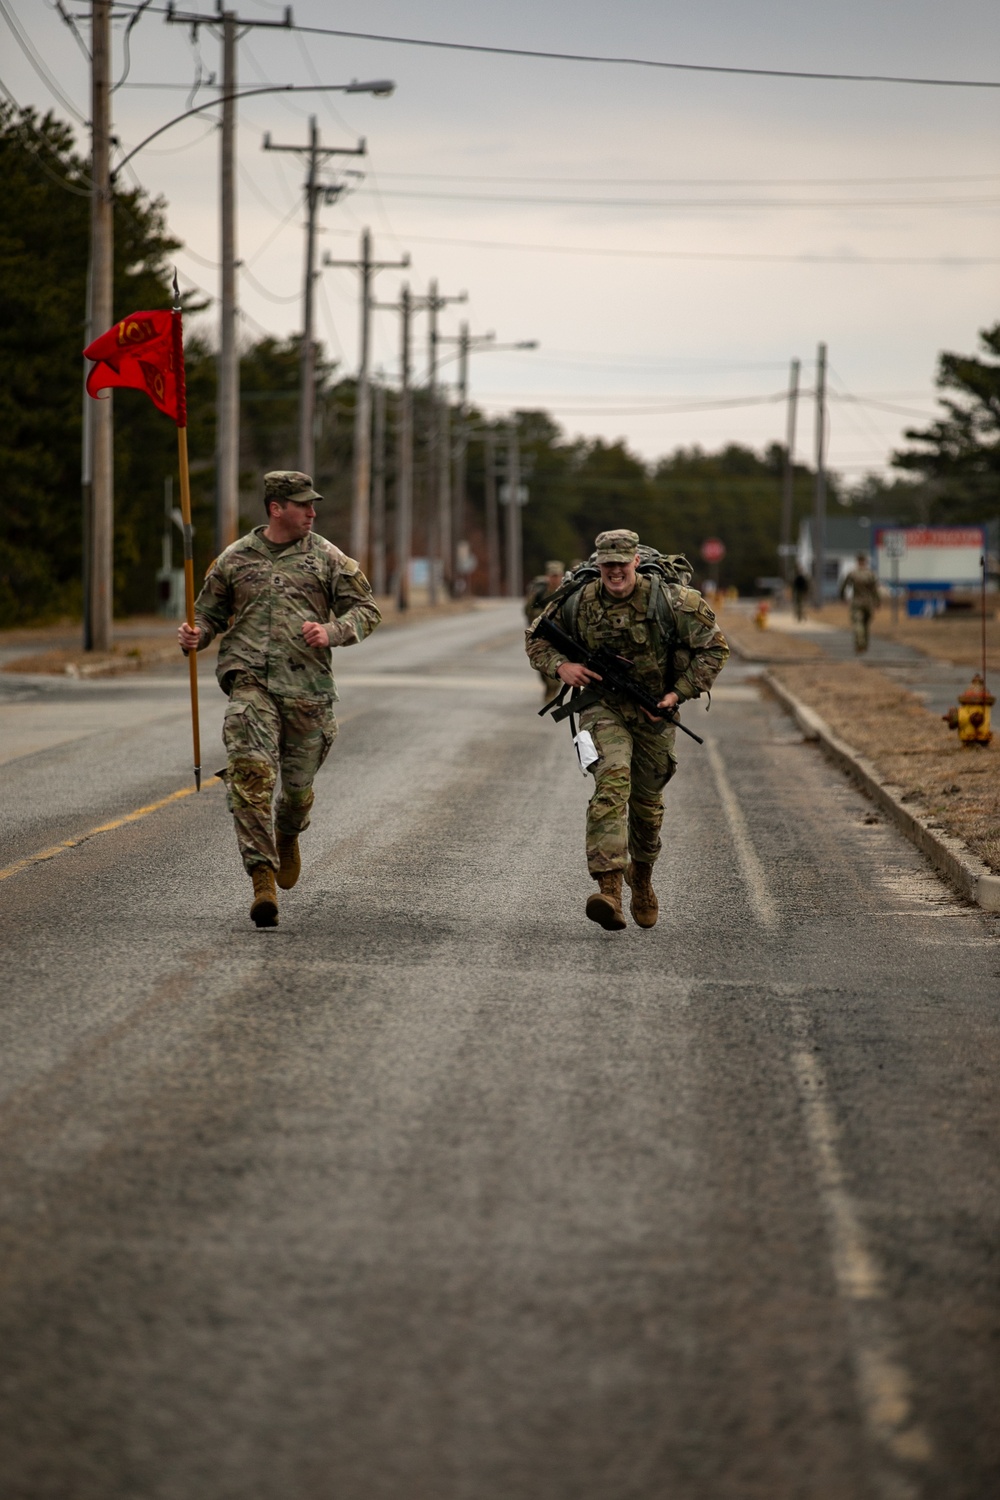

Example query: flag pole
[173,274,201,789]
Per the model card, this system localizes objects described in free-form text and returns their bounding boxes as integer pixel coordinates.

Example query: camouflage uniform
[526,535,728,875]
[840,563,880,652]
[524,561,565,698]
[191,479,380,873]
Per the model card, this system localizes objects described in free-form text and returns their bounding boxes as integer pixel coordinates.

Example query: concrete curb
[762,670,1000,912]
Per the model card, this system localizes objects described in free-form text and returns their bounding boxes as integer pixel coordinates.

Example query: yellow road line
[0,778,221,883]
[0,707,364,885]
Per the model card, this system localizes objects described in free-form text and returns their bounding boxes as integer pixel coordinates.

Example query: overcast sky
[5,0,1000,480]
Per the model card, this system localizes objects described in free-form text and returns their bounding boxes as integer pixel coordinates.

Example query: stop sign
[700,537,726,564]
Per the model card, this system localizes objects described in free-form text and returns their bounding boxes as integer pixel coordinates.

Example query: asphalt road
[1,604,997,1500]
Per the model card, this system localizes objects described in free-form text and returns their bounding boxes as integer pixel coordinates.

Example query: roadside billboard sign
[874,526,985,588]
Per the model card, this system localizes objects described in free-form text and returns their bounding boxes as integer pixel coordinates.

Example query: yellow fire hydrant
[754,599,771,630]
[943,674,994,746]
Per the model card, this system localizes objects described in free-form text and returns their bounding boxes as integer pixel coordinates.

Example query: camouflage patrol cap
[594,528,640,563]
[545,559,565,575]
[263,470,323,505]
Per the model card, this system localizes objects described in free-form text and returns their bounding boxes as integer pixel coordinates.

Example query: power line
[239,261,301,303]
[478,394,790,416]
[374,169,1000,188]
[0,0,87,122]
[234,193,300,269]
[362,230,1000,267]
[104,5,1000,89]
[360,187,1000,210]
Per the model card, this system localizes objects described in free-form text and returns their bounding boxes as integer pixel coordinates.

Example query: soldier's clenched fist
[302,620,329,649]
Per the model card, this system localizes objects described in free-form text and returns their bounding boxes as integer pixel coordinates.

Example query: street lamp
[112,80,395,177]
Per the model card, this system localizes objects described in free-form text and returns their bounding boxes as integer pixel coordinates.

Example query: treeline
[1,101,997,625]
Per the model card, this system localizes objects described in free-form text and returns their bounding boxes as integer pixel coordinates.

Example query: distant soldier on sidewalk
[526,530,728,931]
[791,568,810,621]
[524,559,566,698]
[840,551,881,653]
[178,471,381,926]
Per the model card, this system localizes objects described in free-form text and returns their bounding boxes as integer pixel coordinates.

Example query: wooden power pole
[779,357,800,582]
[165,7,295,551]
[88,0,114,652]
[504,423,523,598]
[324,229,408,572]
[812,343,828,610]
[216,10,240,552]
[264,119,365,477]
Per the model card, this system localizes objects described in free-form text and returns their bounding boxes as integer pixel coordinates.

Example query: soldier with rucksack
[526,529,728,931]
[524,559,566,697]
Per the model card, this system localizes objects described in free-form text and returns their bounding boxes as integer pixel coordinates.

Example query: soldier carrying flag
[178,472,381,928]
[85,284,381,928]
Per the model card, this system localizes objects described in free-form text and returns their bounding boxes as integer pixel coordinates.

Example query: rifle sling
[550,686,602,722]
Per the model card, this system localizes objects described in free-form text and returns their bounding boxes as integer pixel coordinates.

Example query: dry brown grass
[772,661,1000,874]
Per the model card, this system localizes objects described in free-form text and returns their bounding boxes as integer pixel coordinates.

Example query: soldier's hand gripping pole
[172,275,201,789]
[534,614,704,745]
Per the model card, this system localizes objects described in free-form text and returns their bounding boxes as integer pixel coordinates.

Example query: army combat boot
[625,861,658,928]
[275,832,301,890]
[250,865,279,927]
[585,871,627,931]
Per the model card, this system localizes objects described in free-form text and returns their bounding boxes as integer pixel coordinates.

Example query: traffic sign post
[883,530,907,624]
[700,538,725,591]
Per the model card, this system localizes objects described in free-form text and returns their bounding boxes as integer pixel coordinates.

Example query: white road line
[790,1038,932,1496]
[334,672,536,691]
[704,737,779,930]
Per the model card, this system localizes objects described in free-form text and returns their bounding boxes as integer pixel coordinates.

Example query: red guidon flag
[83,309,187,426]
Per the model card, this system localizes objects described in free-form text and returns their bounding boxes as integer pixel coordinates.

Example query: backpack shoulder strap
[562,579,586,637]
[543,567,597,638]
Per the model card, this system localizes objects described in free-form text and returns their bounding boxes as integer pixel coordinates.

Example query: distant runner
[840,552,881,653]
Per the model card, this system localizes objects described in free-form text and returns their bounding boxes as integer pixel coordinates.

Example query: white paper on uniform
[573,729,599,773]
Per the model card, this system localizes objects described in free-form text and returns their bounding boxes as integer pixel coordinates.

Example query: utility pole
[323,229,408,572]
[813,342,828,611]
[165,7,294,552]
[373,282,463,606]
[88,0,113,652]
[264,119,365,476]
[396,285,413,609]
[452,323,472,594]
[440,326,537,596]
[217,11,239,552]
[483,429,500,596]
[779,357,800,584]
[504,422,523,599]
[372,286,416,608]
[371,378,387,595]
[425,280,467,596]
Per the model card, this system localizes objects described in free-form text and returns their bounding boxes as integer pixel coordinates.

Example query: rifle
[534,613,704,745]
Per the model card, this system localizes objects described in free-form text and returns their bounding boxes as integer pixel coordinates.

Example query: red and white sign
[875,525,985,587]
[700,537,726,564]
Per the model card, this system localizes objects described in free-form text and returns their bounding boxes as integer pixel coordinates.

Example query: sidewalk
[723,602,991,714]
